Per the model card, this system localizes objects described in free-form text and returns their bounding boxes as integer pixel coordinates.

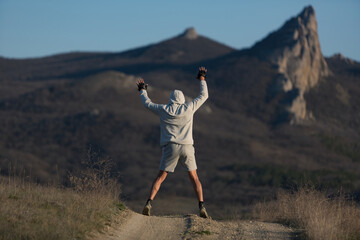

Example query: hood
[169,90,185,105]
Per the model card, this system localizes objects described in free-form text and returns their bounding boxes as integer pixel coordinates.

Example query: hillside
[0,5,359,218]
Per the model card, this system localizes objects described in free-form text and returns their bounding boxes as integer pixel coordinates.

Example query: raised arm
[137,78,163,113]
[190,67,209,112]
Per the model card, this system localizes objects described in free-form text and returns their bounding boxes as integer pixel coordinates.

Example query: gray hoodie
[140,81,208,146]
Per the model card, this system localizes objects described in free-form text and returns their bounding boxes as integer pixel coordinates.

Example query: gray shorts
[159,143,197,172]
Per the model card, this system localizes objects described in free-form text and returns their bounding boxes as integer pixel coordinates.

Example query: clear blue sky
[0,0,359,60]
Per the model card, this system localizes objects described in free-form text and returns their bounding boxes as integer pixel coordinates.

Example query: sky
[0,0,359,61]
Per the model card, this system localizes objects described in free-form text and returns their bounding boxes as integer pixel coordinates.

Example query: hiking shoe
[142,202,152,216]
[199,206,209,218]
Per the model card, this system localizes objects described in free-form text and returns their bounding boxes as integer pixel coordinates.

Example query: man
[136,67,209,218]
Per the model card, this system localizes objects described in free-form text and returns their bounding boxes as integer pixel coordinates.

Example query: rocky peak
[179,27,199,40]
[251,5,330,124]
[298,6,317,32]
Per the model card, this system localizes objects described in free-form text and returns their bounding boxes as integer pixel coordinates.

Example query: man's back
[140,81,208,146]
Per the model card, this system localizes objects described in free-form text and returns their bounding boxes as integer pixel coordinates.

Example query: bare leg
[188,170,203,202]
[148,170,168,200]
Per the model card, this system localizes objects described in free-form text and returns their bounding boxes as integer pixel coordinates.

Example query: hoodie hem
[160,140,194,147]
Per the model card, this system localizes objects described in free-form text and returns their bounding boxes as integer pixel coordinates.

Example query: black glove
[138,82,148,91]
[197,68,207,80]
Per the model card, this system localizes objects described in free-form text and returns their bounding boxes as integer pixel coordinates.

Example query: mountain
[251,6,330,123]
[203,6,331,124]
[118,27,235,63]
[0,28,234,82]
[0,6,359,217]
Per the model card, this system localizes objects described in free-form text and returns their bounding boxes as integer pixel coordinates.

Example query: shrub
[68,155,121,200]
[253,187,360,240]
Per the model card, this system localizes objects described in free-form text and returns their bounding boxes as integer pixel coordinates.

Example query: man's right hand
[136,78,148,91]
[197,67,207,81]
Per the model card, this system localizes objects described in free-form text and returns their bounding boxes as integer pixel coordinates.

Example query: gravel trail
[96,210,300,240]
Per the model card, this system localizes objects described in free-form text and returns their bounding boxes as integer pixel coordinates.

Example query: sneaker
[199,206,209,218]
[142,202,152,216]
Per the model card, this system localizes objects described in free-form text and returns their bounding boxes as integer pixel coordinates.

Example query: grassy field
[0,158,125,240]
[253,187,360,240]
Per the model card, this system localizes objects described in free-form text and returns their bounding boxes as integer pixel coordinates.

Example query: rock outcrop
[330,53,355,64]
[252,6,330,124]
[179,27,199,40]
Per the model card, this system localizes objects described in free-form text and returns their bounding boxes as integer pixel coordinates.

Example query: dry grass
[68,155,120,199]
[0,157,124,240]
[253,187,360,240]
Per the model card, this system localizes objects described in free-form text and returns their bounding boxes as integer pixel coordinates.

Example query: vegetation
[0,157,124,240]
[216,163,356,190]
[317,133,360,162]
[253,187,360,240]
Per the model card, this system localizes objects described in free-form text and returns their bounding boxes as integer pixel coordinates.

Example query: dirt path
[239,220,301,240]
[95,210,301,240]
[97,210,186,240]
